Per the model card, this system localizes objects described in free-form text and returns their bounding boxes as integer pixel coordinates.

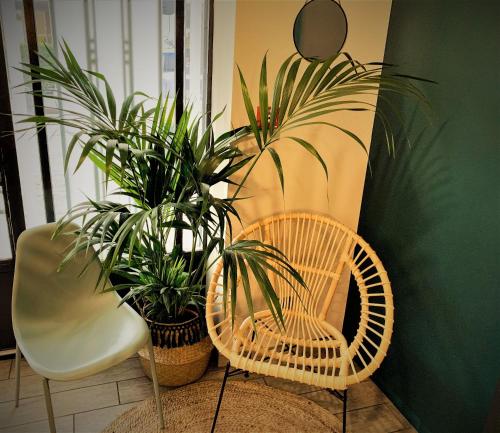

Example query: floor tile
[74,402,137,433]
[0,360,11,381]
[385,400,415,431]
[0,355,417,433]
[337,404,405,433]
[0,374,43,403]
[305,390,346,414]
[8,359,36,379]
[51,382,119,418]
[305,380,388,414]
[263,375,322,394]
[0,358,143,403]
[0,415,73,433]
[117,377,169,404]
[0,395,48,427]
[50,358,144,394]
[0,382,118,428]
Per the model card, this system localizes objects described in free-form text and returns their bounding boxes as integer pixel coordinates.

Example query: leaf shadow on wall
[343,106,468,429]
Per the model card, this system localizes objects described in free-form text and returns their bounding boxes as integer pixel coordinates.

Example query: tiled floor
[0,355,416,433]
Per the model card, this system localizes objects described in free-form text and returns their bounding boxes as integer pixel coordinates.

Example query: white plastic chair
[12,223,164,433]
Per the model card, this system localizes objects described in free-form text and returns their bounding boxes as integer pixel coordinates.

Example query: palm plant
[18,43,429,328]
[117,252,198,323]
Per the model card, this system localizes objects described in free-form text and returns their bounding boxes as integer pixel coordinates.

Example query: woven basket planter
[138,310,213,386]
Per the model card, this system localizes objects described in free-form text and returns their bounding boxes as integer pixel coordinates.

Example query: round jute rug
[102,380,341,433]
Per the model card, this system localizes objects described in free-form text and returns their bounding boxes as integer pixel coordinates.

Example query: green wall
[355,1,500,432]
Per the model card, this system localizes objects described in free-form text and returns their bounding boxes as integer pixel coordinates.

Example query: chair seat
[15,301,149,381]
[230,309,351,388]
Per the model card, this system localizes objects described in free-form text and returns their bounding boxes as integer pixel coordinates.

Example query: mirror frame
[293,0,348,62]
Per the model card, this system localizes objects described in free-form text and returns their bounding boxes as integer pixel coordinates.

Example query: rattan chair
[12,224,164,433]
[206,212,394,433]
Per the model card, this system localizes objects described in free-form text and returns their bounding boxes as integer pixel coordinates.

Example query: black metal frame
[211,362,348,433]
[173,0,214,251]
[0,19,26,351]
[175,0,215,122]
[0,23,26,250]
[292,0,348,62]
[175,0,185,124]
[22,0,55,222]
[173,0,185,250]
[205,0,214,123]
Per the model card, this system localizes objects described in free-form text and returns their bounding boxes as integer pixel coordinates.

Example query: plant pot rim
[144,308,199,327]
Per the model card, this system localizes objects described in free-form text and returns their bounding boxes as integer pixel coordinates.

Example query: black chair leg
[210,362,231,433]
[327,388,348,433]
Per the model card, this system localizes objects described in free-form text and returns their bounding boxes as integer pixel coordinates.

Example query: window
[0,0,213,233]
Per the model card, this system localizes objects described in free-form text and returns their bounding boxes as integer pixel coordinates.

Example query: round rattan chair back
[206,212,394,389]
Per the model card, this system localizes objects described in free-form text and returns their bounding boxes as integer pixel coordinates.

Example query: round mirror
[293,0,348,61]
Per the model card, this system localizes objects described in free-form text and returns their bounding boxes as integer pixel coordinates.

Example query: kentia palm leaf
[18,42,430,328]
[234,52,433,192]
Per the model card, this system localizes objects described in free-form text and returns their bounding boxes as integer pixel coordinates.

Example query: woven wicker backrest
[235,213,354,319]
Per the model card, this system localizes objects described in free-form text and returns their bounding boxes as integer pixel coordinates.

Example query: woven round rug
[102,380,341,433]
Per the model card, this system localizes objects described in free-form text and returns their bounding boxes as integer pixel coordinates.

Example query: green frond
[19,42,430,330]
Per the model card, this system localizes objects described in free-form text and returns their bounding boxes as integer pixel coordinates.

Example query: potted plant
[119,250,213,386]
[18,43,428,385]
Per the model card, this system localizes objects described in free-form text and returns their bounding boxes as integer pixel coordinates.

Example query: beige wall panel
[227,0,392,329]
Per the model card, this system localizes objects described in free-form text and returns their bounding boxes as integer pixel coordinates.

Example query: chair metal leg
[14,344,21,407]
[210,361,230,433]
[147,336,165,430]
[42,378,56,433]
[327,388,348,433]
